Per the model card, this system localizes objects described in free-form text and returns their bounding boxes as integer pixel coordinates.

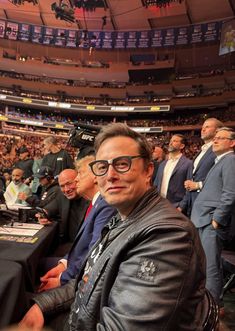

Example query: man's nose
[106,164,119,178]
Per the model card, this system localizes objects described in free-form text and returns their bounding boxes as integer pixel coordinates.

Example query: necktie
[84,202,93,220]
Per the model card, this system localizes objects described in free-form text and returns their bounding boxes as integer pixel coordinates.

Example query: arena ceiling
[0,0,234,32]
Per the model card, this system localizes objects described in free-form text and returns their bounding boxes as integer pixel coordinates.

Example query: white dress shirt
[193,141,212,174]
[160,154,182,198]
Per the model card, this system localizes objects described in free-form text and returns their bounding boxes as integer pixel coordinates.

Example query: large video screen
[219,19,235,56]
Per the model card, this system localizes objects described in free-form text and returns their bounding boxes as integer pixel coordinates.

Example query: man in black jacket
[18,166,59,208]
[19,124,215,331]
[38,169,89,246]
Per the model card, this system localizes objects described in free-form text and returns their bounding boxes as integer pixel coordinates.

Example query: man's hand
[38,263,65,292]
[18,304,44,331]
[184,180,199,191]
[40,263,66,281]
[211,219,219,229]
[38,277,61,292]
[18,192,27,201]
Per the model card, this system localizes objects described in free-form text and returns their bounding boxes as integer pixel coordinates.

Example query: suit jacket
[191,152,235,228]
[179,146,216,215]
[45,191,89,243]
[154,155,192,207]
[60,194,117,284]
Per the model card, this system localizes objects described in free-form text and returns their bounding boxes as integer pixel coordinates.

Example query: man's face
[43,142,51,154]
[12,169,23,185]
[39,177,49,187]
[212,130,235,156]
[168,135,184,153]
[152,147,163,161]
[95,136,153,218]
[19,152,28,160]
[59,175,78,200]
[76,162,96,200]
[201,120,218,142]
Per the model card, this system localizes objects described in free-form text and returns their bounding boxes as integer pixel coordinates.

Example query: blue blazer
[179,146,216,215]
[191,152,235,228]
[154,155,192,207]
[60,194,117,284]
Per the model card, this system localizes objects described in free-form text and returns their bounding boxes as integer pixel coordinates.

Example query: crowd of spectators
[2,105,235,128]
[0,104,234,175]
[0,65,234,106]
[0,135,77,176]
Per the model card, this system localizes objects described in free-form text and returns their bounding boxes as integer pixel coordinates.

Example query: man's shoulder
[180,155,192,165]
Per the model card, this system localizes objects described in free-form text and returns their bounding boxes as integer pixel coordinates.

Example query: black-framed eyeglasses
[213,137,233,141]
[89,155,143,176]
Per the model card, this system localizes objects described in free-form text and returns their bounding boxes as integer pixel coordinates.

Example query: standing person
[41,137,74,178]
[191,127,235,315]
[20,123,215,331]
[154,134,192,207]
[151,144,165,181]
[14,146,34,181]
[179,118,223,216]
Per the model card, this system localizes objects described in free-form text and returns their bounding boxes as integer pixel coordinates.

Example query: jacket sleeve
[97,224,202,331]
[212,156,235,226]
[33,279,76,315]
[60,205,116,284]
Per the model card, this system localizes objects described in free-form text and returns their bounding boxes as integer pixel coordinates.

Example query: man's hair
[43,136,57,145]
[75,155,95,171]
[172,133,187,146]
[216,127,235,140]
[204,118,223,129]
[11,167,24,177]
[94,123,152,164]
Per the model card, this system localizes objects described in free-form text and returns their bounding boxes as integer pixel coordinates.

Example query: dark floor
[220,292,235,330]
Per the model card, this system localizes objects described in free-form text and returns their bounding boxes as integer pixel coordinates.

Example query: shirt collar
[92,191,100,205]
[201,141,213,151]
[168,153,182,161]
[215,151,234,162]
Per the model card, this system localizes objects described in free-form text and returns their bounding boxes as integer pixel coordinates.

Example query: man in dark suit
[191,127,235,312]
[41,169,89,245]
[154,134,192,207]
[38,155,116,291]
[179,118,223,216]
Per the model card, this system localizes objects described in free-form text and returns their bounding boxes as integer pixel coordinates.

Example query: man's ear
[93,176,98,185]
[146,161,154,182]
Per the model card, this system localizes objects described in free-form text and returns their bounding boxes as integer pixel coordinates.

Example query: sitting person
[19,123,213,331]
[18,166,59,208]
[38,155,116,292]
[38,169,89,247]
[4,168,31,207]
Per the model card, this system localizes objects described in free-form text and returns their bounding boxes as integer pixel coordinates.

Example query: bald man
[43,169,89,245]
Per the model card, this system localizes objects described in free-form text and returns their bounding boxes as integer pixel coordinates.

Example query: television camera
[68,123,101,160]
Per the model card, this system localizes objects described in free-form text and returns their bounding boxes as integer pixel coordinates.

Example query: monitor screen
[219,19,235,56]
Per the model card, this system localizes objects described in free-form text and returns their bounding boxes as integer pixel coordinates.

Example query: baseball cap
[34,166,54,179]
[18,146,29,154]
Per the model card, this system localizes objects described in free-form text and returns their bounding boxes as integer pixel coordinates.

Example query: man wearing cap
[14,146,34,180]
[18,166,60,208]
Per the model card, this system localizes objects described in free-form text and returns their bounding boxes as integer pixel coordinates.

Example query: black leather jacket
[34,187,206,330]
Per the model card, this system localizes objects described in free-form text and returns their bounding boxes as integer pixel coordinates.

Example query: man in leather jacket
[20,123,210,331]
